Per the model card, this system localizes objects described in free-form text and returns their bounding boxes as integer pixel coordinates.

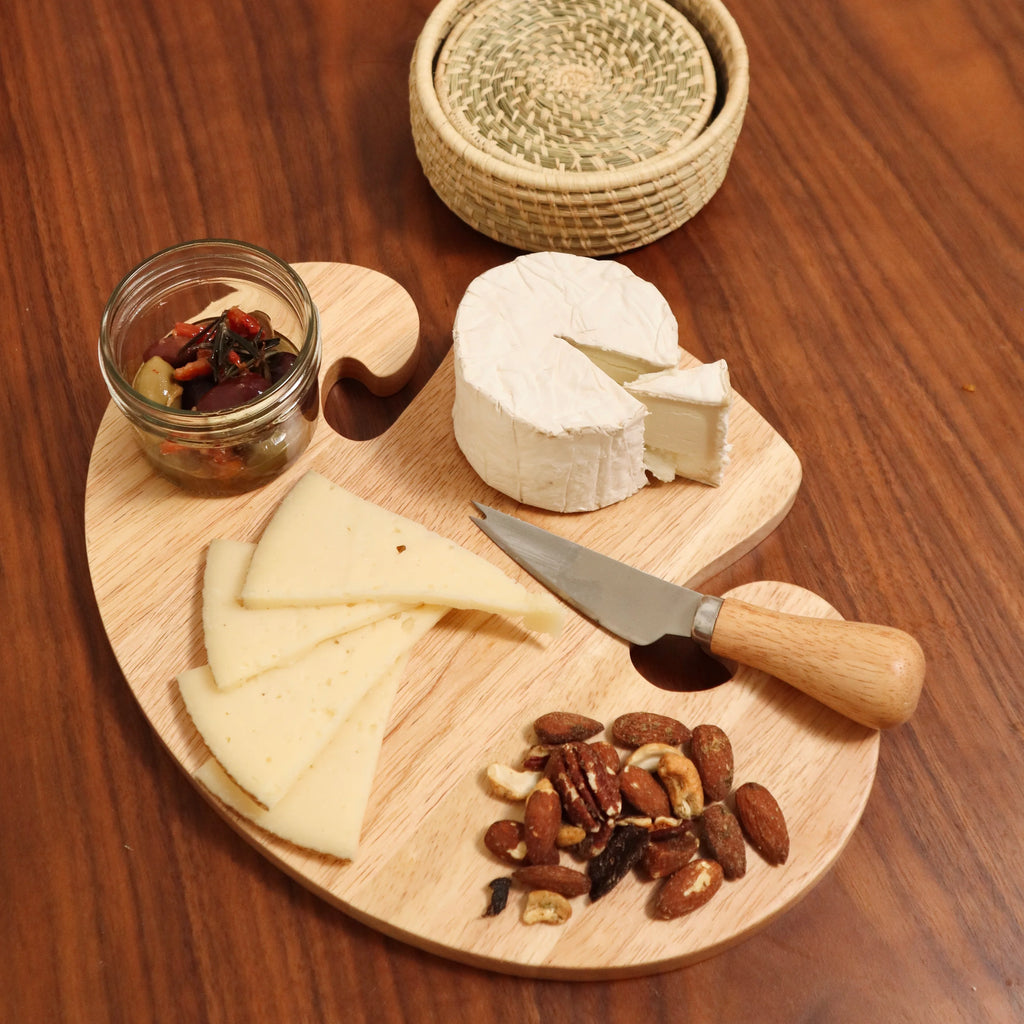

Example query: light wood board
[84,262,878,979]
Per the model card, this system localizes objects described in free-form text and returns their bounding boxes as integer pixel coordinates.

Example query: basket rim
[411,0,749,194]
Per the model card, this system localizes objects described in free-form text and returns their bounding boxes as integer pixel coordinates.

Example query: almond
[484,819,528,865]
[619,764,672,818]
[653,858,723,919]
[735,782,789,865]
[512,864,591,898]
[524,778,562,865]
[533,711,603,745]
[701,802,746,879]
[612,712,690,749]
[690,724,734,802]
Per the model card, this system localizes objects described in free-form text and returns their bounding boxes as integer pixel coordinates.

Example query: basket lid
[433,0,717,174]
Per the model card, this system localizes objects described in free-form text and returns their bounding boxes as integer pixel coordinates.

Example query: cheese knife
[471,503,925,730]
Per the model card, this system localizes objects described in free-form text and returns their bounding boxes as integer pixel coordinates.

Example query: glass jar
[99,239,321,496]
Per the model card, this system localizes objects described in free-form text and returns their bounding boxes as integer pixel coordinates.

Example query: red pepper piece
[158,440,189,455]
[172,321,205,339]
[173,355,214,381]
[225,306,262,338]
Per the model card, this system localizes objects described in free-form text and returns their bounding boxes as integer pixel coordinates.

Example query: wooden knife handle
[708,598,925,730]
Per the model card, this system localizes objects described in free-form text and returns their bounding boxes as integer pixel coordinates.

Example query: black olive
[195,373,270,412]
[267,351,297,383]
[142,334,191,367]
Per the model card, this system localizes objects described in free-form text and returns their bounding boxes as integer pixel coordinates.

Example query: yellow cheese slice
[240,471,564,635]
[202,538,410,690]
[178,605,445,809]
[195,653,409,861]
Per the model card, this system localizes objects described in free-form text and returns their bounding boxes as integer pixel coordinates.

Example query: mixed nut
[481,711,789,924]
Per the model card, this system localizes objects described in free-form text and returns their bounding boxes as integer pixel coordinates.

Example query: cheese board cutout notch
[310,260,424,442]
[631,635,736,692]
[83,261,879,980]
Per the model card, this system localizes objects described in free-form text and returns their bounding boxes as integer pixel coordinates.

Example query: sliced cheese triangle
[195,652,409,861]
[240,471,564,634]
[178,605,445,809]
[202,538,410,690]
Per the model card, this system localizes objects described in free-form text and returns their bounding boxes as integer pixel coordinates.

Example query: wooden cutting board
[85,262,878,979]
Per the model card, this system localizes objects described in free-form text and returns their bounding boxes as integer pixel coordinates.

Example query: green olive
[132,356,183,408]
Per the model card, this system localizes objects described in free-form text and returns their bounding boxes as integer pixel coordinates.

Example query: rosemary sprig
[178,309,283,382]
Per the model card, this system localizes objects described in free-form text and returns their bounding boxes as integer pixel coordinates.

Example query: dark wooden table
[3,1,1022,1020]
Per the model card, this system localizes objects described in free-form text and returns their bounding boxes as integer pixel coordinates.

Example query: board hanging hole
[629,635,735,693]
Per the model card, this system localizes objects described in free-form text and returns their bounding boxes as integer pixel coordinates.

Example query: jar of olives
[99,239,321,495]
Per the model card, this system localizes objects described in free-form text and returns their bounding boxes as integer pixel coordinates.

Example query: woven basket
[410,0,749,255]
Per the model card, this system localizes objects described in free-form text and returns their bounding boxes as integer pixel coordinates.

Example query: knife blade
[471,503,925,730]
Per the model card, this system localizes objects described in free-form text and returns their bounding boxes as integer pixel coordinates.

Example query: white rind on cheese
[240,471,564,634]
[624,360,733,486]
[202,538,409,690]
[195,653,410,861]
[178,606,445,809]
[452,252,681,513]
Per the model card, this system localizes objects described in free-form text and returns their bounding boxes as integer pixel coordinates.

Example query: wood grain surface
[3,0,1023,1020]
[84,262,875,977]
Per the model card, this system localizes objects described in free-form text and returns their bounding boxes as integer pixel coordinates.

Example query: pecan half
[547,741,621,831]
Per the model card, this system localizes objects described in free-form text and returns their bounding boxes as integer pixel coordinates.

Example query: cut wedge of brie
[624,359,733,486]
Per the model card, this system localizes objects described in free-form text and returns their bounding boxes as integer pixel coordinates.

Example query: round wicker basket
[410,0,749,255]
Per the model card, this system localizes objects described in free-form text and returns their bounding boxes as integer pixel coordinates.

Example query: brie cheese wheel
[178,606,445,809]
[241,471,564,634]
[452,252,681,513]
[195,652,410,861]
[202,538,409,690]
[624,360,733,486]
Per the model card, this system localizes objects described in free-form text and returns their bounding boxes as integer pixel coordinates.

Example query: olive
[180,377,213,410]
[267,351,297,383]
[195,372,270,412]
[142,334,191,367]
[132,356,183,408]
